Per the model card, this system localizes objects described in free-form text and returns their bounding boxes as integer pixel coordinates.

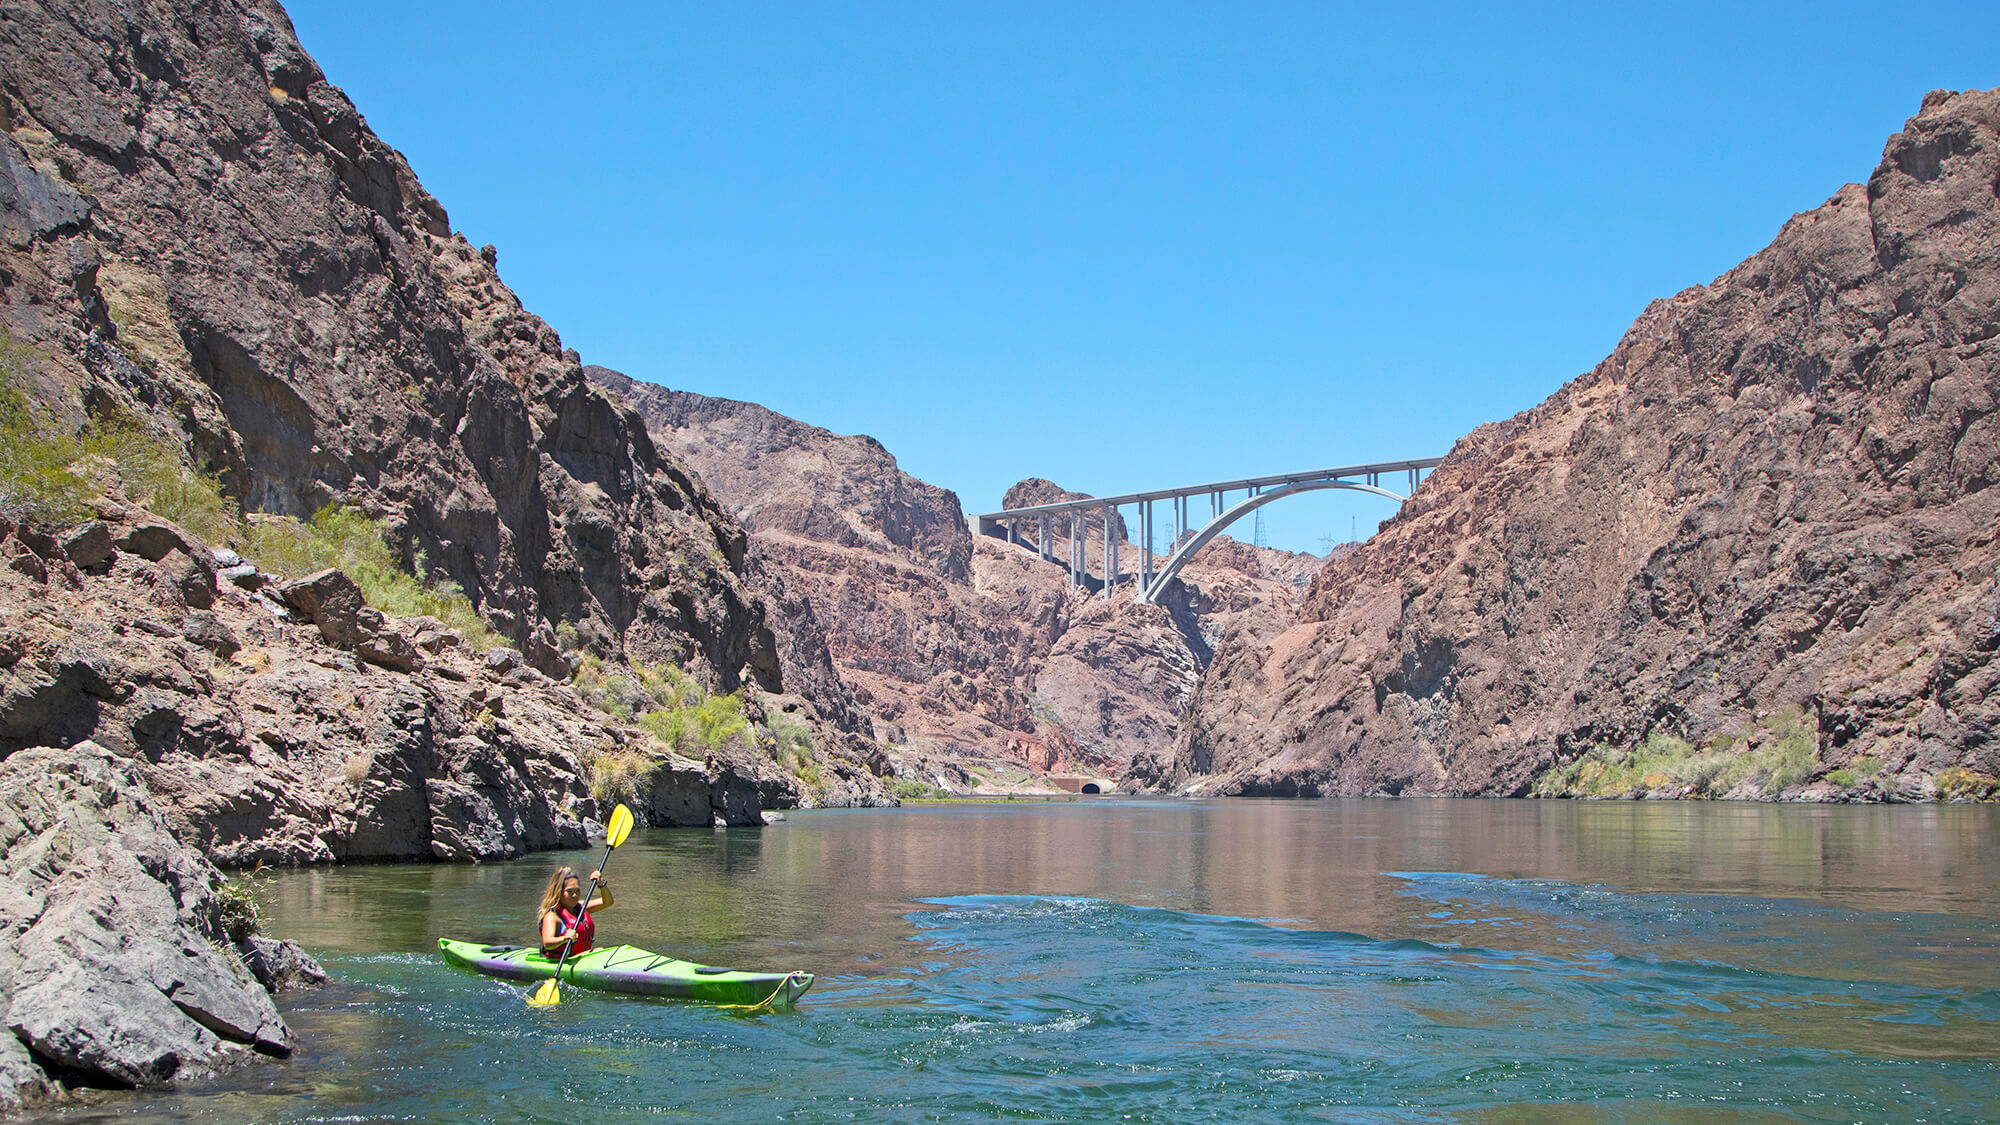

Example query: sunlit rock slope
[1168,89,1999,801]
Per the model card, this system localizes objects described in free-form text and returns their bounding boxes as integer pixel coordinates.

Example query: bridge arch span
[1140,479,1402,604]
[974,457,1440,604]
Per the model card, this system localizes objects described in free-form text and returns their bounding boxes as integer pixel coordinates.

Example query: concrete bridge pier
[1103,505,1116,599]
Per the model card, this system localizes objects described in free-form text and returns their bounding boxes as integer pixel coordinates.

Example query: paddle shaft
[545,838,617,988]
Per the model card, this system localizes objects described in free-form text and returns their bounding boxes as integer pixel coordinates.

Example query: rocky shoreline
[0,503,807,1109]
[1,740,324,1109]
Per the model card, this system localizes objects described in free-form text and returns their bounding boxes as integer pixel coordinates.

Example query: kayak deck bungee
[438,939,814,1007]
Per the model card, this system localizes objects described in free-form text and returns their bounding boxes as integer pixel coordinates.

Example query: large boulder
[277,569,426,672]
[279,569,372,649]
[0,741,322,1107]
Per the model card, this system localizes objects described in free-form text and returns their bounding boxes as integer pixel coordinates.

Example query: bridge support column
[1103,504,1115,599]
[1069,513,1081,586]
[1141,501,1153,592]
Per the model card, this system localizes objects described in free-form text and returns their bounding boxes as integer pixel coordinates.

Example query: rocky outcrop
[1,739,324,1109]
[0,509,790,867]
[1169,89,2000,800]
[0,0,880,803]
[1000,479,1130,545]
[589,369,975,582]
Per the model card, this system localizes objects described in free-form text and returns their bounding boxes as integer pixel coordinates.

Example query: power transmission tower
[1252,509,1267,549]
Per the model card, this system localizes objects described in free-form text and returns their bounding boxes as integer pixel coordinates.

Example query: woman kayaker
[537,865,613,958]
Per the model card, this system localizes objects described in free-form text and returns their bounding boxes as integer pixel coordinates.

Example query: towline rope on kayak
[719,971,814,1014]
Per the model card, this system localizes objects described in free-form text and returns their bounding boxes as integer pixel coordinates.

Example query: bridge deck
[975,458,1444,522]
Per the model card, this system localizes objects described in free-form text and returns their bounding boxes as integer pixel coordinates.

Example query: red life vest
[549,904,594,955]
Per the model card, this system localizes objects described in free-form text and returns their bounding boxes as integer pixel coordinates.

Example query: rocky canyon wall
[590,368,1324,788]
[1168,89,1999,801]
[0,0,887,811]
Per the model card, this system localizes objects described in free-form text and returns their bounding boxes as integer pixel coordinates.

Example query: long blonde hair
[536,865,579,922]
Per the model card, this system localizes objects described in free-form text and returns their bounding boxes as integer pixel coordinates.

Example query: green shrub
[1935,768,2000,801]
[754,707,823,790]
[79,412,238,544]
[0,333,90,524]
[573,663,832,798]
[1753,709,1818,792]
[576,659,752,756]
[1533,708,1822,799]
[640,692,749,754]
[576,658,705,724]
[765,709,814,762]
[0,332,242,535]
[215,876,261,942]
[554,621,581,652]
[244,504,501,650]
[588,747,654,805]
[889,777,946,800]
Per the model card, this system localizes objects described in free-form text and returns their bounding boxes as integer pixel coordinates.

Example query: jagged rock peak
[998,479,1130,544]
[588,365,974,582]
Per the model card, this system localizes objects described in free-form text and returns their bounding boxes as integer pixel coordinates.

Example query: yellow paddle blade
[606,803,634,848]
[527,978,561,1007]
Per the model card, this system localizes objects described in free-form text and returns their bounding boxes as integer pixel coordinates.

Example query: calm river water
[35,799,2000,1123]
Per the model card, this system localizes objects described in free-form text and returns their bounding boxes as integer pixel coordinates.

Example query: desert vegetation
[1,332,497,647]
[243,505,500,650]
[570,656,827,802]
[1532,708,1820,799]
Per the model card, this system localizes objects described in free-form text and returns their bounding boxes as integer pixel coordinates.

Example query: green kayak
[437,939,814,1007]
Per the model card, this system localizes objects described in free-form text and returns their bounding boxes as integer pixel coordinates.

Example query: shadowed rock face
[0,0,872,777]
[1169,89,2000,800]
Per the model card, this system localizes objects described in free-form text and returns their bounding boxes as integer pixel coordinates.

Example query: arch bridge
[975,458,1442,605]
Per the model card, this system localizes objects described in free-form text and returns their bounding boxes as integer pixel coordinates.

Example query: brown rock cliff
[589,369,1324,787]
[1168,89,2000,800]
[0,0,875,781]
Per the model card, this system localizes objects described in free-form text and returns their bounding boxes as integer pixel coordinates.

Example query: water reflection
[37,798,2000,1124]
[259,798,2000,991]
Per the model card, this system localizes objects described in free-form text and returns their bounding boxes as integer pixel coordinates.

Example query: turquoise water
[33,799,2000,1122]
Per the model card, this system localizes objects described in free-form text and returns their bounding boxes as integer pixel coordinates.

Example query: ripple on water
[32,885,2000,1124]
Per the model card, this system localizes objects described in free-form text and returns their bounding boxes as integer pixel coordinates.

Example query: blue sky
[286,2,1996,556]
